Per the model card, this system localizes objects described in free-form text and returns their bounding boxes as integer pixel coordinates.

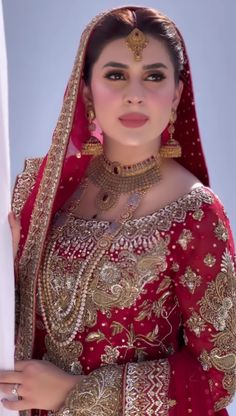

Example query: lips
[119,112,149,128]
[119,112,149,121]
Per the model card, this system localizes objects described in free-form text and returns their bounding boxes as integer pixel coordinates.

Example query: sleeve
[55,195,236,416]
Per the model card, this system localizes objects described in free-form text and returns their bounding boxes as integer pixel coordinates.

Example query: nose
[123,82,145,105]
[125,96,143,105]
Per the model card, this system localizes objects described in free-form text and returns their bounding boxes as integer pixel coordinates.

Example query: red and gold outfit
[12,5,236,416]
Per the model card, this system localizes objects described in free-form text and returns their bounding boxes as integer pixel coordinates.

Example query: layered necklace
[87,153,162,211]
[38,153,162,346]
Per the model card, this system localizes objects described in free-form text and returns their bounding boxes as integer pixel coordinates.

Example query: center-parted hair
[83,8,185,85]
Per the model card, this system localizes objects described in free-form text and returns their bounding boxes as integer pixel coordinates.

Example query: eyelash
[104,71,166,82]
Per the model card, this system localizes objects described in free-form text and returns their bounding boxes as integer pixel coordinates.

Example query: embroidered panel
[124,359,175,415]
[43,213,171,331]
[44,335,83,375]
[198,249,236,410]
[55,365,123,416]
[12,158,42,216]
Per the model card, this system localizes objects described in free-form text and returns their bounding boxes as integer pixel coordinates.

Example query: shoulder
[161,158,202,195]
[161,159,233,236]
[145,159,202,213]
[161,160,228,217]
[180,186,234,251]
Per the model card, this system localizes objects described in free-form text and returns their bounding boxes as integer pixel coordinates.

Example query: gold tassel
[81,136,103,156]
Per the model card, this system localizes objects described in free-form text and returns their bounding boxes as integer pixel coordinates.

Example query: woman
[1,5,236,416]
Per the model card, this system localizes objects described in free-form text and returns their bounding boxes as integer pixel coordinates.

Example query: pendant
[95,189,118,211]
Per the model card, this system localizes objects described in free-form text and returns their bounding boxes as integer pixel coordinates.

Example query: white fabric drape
[0,1,18,415]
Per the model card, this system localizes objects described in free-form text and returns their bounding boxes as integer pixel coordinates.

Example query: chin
[115,137,146,147]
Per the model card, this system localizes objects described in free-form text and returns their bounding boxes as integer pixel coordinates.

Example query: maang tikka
[160,110,182,158]
[126,28,149,61]
[125,13,149,62]
[81,104,103,156]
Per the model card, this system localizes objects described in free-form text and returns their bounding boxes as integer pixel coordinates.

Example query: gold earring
[86,105,96,131]
[81,105,103,156]
[160,110,182,158]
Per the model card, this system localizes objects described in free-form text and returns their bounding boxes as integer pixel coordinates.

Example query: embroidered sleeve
[123,359,175,415]
[173,195,236,411]
[54,365,123,416]
[12,157,42,216]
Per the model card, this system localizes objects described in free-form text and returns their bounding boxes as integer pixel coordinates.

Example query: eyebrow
[103,61,168,70]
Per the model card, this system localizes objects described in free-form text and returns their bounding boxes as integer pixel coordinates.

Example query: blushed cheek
[92,78,119,102]
[152,86,175,108]
[92,85,119,122]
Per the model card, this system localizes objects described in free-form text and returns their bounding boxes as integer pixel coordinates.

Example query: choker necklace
[87,153,162,211]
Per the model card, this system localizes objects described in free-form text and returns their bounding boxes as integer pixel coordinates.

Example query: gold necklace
[38,155,162,346]
[38,189,146,347]
[87,153,162,211]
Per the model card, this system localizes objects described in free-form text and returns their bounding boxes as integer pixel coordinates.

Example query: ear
[172,80,184,110]
[82,84,93,106]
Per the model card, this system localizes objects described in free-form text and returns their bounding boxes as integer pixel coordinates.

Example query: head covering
[15,6,209,358]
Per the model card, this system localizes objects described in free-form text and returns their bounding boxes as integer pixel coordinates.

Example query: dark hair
[83,8,185,85]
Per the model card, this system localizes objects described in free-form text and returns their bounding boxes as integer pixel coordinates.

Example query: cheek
[92,83,119,109]
[150,86,175,120]
[91,84,120,131]
[150,84,175,108]
[148,89,174,133]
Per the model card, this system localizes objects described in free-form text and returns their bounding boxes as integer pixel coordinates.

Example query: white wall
[2,0,236,413]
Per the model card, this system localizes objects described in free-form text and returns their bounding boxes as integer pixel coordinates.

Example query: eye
[104,71,126,81]
[146,72,166,82]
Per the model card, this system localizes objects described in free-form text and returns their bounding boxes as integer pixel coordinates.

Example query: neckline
[70,185,210,226]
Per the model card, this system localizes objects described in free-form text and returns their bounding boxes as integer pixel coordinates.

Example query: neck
[103,136,161,165]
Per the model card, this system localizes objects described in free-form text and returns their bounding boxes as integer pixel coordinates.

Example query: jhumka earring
[81,105,103,156]
[160,110,182,158]
[125,28,149,61]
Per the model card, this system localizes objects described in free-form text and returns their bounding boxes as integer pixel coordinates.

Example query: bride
[3,5,236,416]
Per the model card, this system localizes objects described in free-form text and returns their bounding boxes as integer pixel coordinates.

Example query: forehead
[94,35,173,69]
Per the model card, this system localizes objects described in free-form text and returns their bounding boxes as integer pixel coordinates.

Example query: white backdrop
[2,0,236,414]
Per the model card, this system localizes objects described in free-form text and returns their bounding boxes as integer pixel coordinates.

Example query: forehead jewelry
[125,28,149,61]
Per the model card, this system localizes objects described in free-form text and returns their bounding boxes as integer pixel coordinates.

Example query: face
[83,35,183,148]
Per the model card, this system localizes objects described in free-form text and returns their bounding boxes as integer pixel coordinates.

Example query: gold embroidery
[204,253,216,268]
[214,219,229,242]
[180,267,202,294]
[199,250,235,331]
[12,158,42,216]
[124,360,173,415]
[198,249,236,410]
[136,292,172,321]
[84,240,169,327]
[192,208,204,221]
[177,229,193,250]
[156,276,172,294]
[55,365,123,416]
[101,346,120,364]
[85,330,106,343]
[85,321,173,364]
[186,311,206,337]
[44,335,83,375]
